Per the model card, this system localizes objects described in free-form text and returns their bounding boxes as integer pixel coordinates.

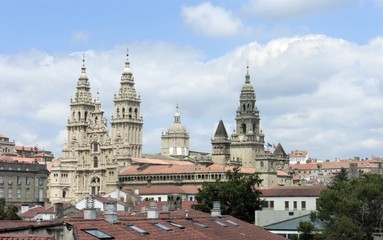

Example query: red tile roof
[0,220,62,232]
[0,234,54,240]
[261,185,326,197]
[133,185,200,195]
[67,209,285,240]
[290,160,377,171]
[120,163,257,175]
[131,201,196,212]
[0,156,37,164]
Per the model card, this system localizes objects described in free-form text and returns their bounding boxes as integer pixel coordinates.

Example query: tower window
[78,111,81,120]
[93,157,99,168]
[241,123,246,133]
[92,143,99,152]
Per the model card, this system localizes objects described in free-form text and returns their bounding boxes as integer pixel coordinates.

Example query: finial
[83,53,86,66]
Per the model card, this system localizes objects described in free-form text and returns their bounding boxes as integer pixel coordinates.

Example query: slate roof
[213,120,229,139]
[264,214,322,231]
[67,209,286,240]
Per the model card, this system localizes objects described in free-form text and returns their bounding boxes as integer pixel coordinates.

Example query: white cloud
[2,35,383,160]
[71,31,90,44]
[181,2,244,37]
[242,0,348,20]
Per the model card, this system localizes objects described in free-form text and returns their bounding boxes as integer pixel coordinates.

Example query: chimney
[54,202,64,219]
[211,201,221,217]
[134,188,139,195]
[103,199,119,223]
[84,196,97,220]
[147,201,159,219]
[21,204,29,214]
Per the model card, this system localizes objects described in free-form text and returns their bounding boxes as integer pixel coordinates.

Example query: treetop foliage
[193,167,263,223]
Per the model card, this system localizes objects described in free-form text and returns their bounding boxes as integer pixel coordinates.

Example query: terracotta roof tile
[261,185,326,197]
[120,163,256,175]
[0,234,54,240]
[67,209,285,240]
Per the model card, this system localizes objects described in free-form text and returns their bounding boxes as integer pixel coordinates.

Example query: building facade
[49,54,143,203]
[0,158,49,205]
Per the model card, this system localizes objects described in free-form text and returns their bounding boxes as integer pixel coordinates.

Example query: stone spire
[211,120,231,165]
[111,52,143,158]
[214,120,229,140]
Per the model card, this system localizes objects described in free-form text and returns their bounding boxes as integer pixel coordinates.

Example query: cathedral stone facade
[49,56,290,204]
[49,54,143,203]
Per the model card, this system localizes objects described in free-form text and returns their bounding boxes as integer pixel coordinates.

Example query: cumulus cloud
[2,35,383,160]
[242,0,348,20]
[181,2,244,37]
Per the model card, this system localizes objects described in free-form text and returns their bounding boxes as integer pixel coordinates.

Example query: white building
[255,185,325,227]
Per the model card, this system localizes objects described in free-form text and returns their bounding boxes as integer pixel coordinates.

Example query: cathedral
[49,54,143,203]
[49,53,290,204]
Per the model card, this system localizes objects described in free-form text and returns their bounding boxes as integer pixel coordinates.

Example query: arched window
[134,108,138,118]
[62,190,66,198]
[85,111,88,121]
[92,143,99,152]
[78,111,81,121]
[93,157,99,168]
[241,123,247,133]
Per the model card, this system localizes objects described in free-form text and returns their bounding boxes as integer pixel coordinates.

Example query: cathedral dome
[241,82,254,92]
[167,106,188,134]
[168,122,187,133]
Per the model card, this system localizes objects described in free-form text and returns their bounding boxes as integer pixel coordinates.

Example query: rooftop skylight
[83,229,114,239]
[127,224,149,235]
[153,222,172,232]
[209,218,227,227]
[167,221,185,229]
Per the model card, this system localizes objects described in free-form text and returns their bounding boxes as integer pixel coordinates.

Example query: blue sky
[1,0,383,160]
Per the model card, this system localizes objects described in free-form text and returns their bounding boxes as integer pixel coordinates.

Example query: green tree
[296,220,316,240]
[0,198,21,220]
[313,174,383,240]
[193,167,263,223]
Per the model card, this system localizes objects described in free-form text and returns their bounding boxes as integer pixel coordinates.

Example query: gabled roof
[261,185,326,197]
[67,209,285,240]
[19,203,76,219]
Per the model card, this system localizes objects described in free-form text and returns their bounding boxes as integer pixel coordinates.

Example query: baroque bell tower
[230,66,265,168]
[111,53,143,158]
